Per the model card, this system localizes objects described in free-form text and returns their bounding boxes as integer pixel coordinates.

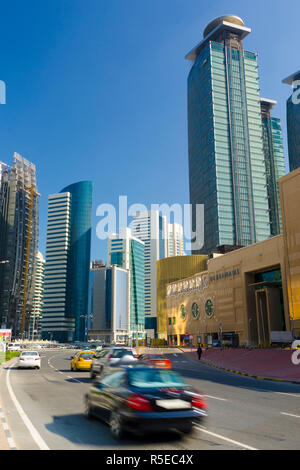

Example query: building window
[192,303,199,319]
[205,299,214,318]
[180,304,186,321]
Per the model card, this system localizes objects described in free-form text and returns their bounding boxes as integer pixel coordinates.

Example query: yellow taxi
[71,350,97,371]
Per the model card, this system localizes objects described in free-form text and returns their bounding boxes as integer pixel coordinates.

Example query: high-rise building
[260,99,285,236]
[89,265,129,344]
[166,223,185,257]
[283,71,300,172]
[30,251,45,340]
[132,211,167,338]
[186,16,271,254]
[42,181,92,342]
[0,153,39,337]
[108,228,145,340]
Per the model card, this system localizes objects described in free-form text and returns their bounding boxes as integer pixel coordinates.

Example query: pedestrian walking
[197,345,202,361]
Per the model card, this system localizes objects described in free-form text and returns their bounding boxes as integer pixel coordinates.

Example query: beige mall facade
[163,168,300,347]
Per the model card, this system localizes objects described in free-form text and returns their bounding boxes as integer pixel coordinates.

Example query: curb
[0,363,17,450]
[179,348,300,386]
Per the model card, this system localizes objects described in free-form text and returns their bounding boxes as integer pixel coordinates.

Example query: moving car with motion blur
[138,353,172,369]
[84,364,207,439]
[90,347,138,379]
[71,350,97,371]
[18,351,41,369]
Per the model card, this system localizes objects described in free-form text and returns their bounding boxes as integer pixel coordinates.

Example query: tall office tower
[260,99,285,236]
[42,181,92,342]
[166,223,185,257]
[29,251,45,340]
[283,71,300,172]
[186,16,270,254]
[89,265,129,344]
[0,153,39,337]
[108,228,145,340]
[132,211,167,338]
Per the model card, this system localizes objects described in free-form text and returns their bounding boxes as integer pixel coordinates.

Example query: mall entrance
[247,267,286,346]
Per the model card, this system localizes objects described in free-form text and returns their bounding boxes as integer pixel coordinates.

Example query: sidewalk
[0,362,16,450]
[181,347,300,384]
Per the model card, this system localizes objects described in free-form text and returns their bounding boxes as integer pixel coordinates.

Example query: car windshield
[80,353,95,360]
[111,349,133,358]
[128,369,189,389]
[21,351,38,356]
[148,355,165,360]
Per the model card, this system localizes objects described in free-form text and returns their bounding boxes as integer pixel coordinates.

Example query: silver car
[90,347,137,379]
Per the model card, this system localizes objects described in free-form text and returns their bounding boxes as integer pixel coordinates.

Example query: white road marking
[280,412,300,419]
[238,386,300,398]
[194,426,258,450]
[205,395,228,402]
[6,365,50,450]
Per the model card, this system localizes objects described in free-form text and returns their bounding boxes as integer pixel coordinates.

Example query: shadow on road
[44,413,186,448]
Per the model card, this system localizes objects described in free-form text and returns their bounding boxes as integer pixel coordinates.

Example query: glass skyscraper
[0,153,39,338]
[108,229,145,339]
[260,99,285,236]
[186,16,271,254]
[42,181,92,342]
[283,71,300,172]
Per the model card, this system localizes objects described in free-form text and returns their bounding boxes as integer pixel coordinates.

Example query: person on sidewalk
[197,345,202,361]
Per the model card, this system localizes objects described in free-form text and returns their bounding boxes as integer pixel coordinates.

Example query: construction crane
[20,186,41,339]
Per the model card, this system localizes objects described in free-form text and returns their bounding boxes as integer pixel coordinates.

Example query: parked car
[71,350,97,371]
[90,347,137,379]
[18,351,41,369]
[138,354,172,369]
[84,365,207,439]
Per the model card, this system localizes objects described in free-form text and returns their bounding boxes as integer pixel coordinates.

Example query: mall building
[161,168,300,347]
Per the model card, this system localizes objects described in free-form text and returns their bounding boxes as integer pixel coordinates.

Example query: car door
[91,371,127,422]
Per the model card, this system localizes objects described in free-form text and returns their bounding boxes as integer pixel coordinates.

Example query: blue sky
[0,0,299,261]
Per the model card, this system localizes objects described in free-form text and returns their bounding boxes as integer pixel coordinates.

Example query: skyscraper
[108,229,145,340]
[186,16,270,254]
[42,181,92,342]
[260,99,285,236]
[30,251,45,340]
[283,71,300,172]
[89,264,129,344]
[166,223,185,257]
[0,153,39,338]
[132,211,167,338]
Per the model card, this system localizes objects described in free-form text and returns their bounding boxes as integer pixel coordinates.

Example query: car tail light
[35,358,40,361]
[133,354,139,359]
[20,358,24,361]
[107,354,112,359]
[191,396,207,410]
[127,394,153,412]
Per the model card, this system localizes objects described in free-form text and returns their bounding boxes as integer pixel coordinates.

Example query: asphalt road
[1,349,300,450]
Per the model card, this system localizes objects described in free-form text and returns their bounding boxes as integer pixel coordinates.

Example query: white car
[18,351,41,369]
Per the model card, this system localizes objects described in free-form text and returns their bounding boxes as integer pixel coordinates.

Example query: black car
[84,365,207,439]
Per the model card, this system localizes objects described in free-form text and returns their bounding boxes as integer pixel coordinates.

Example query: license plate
[156,399,191,410]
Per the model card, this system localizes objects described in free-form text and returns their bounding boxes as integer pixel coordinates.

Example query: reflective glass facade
[62,181,92,342]
[42,181,92,342]
[286,82,300,171]
[261,100,285,236]
[187,21,270,254]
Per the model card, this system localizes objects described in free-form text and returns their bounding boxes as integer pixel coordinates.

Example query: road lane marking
[6,365,50,450]
[280,412,300,419]
[204,395,228,402]
[194,426,258,450]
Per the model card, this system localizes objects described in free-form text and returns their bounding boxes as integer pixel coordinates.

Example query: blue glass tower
[186,16,271,254]
[42,181,92,342]
[283,71,300,172]
[62,181,92,342]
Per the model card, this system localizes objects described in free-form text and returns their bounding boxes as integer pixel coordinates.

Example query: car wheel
[181,424,194,435]
[109,412,124,440]
[84,398,93,420]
